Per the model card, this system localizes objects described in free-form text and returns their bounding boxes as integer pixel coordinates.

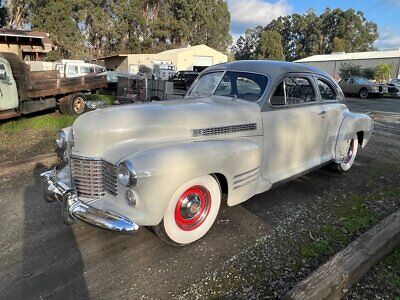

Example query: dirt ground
[0,104,399,298]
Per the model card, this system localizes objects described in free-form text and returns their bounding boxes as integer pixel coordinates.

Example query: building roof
[99,44,225,60]
[158,44,216,55]
[295,49,400,63]
[0,28,54,53]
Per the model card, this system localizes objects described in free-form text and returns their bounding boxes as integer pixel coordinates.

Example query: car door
[339,78,353,94]
[262,74,327,184]
[0,58,19,111]
[315,77,347,159]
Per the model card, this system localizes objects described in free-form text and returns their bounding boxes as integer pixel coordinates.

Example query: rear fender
[335,112,374,163]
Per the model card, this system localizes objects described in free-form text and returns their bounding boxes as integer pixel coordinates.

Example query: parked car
[170,70,199,90]
[41,60,374,246]
[339,77,388,99]
[387,78,400,95]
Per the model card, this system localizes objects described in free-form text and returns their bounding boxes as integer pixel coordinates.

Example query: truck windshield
[189,71,268,102]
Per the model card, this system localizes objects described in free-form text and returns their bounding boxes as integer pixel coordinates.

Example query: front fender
[335,112,374,163]
[117,138,262,226]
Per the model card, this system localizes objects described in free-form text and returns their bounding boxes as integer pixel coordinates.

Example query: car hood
[71,96,262,159]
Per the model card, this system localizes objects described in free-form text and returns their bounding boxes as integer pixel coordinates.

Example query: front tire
[336,134,359,172]
[359,88,369,99]
[153,175,221,246]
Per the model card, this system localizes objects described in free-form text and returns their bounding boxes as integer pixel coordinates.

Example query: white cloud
[229,0,292,28]
[375,28,400,49]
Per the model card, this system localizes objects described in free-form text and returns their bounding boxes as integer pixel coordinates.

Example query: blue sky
[228,0,400,49]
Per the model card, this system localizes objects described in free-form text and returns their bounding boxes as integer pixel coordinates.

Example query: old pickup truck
[41,60,374,246]
[0,52,106,120]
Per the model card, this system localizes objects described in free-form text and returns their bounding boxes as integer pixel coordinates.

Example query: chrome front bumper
[40,169,139,234]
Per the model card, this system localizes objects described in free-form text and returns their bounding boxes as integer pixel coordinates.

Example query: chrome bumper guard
[40,170,139,234]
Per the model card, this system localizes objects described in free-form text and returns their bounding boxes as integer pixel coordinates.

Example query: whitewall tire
[337,134,358,172]
[153,175,221,246]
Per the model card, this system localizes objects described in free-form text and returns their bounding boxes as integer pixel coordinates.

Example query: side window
[270,81,285,105]
[67,65,78,76]
[284,77,316,104]
[317,79,336,101]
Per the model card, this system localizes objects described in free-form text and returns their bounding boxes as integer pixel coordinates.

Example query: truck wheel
[153,175,221,246]
[58,97,69,115]
[67,93,87,115]
[359,88,369,99]
[335,134,359,173]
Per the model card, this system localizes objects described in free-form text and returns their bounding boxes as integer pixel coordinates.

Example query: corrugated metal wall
[303,57,400,79]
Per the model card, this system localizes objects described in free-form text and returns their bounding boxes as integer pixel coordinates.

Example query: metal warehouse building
[101,44,227,73]
[295,49,400,80]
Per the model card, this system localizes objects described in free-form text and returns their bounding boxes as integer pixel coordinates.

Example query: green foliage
[0,4,7,27]
[374,63,392,82]
[232,8,378,61]
[26,0,232,59]
[86,94,116,106]
[362,67,376,80]
[339,62,362,79]
[255,30,285,61]
[231,26,264,60]
[331,37,346,52]
[30,0,86,59]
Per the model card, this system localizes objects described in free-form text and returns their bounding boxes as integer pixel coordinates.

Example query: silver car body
[42,60,374,232]
[339,77,389,97]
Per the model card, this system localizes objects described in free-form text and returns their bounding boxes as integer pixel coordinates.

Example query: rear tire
[359,88,369,99]
[58,96,69,115]
[153,175,221,246]
[335,134,359,173]
[67,93,87,116]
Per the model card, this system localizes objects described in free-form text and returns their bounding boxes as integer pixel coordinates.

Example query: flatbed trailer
[0,52,107,120]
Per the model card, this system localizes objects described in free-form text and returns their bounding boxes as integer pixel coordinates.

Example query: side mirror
[0,68,6,80]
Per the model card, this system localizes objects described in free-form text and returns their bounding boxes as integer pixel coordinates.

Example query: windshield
[188,72,224,97]
[189,71,268,101]
[356,78,372,84]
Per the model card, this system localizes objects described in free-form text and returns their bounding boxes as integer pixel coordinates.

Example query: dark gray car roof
[206,60,329,79]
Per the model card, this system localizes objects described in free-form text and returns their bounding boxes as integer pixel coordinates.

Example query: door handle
[318,111,326,116]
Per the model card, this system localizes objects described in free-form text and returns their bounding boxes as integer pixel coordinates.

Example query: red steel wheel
[153,175,221,246]
[174,185,212,231]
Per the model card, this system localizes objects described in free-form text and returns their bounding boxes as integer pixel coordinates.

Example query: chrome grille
[71,156,117,199]
[192,123,257,137]
[103,161,118,196]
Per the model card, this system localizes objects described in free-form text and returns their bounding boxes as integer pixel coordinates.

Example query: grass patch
[0,114,76,134]
[382,249,400,288]
[86,93,116,105]
[343,195,376,234]
[301,240,332,259]
[300,195,376,262]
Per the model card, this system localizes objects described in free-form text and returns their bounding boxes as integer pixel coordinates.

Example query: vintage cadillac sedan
[41,61,374,246]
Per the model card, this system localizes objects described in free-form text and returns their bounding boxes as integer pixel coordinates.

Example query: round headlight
[117,161,137,187]
[56,130,67,150]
